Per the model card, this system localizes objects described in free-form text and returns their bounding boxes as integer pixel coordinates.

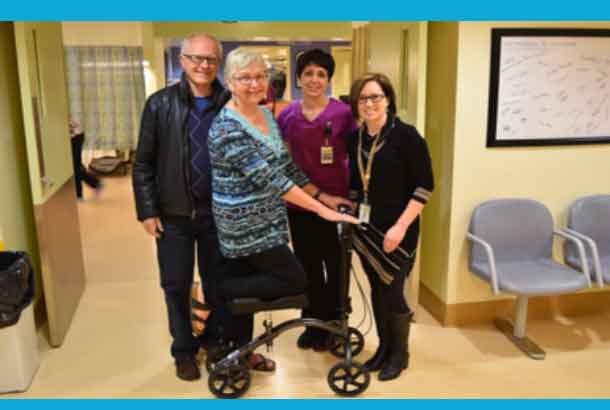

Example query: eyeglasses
[181,54,219,66]
[232,73,269,86]
[358,94,386,105]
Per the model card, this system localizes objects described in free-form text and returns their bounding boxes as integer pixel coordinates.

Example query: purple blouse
[278,98,355,210]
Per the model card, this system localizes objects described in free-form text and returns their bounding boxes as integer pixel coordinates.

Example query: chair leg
[494,296,546,360]
[513,295,528,338]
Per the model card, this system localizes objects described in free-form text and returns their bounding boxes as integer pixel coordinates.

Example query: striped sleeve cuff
[292,168,310,188]
[412,186,432,204]
[273,174,296,197]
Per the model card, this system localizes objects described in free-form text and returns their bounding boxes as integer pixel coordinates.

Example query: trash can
[0,251,40,393]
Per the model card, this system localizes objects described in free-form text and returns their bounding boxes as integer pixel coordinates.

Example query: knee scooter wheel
[330,327,364,358]
[327,360,370,396]
[208,364,251,399]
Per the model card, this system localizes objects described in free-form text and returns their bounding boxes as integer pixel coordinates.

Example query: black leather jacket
[132,74,230,221]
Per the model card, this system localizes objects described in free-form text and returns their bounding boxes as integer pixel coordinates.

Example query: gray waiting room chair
[467,199,591,359]
[564,194,610,287]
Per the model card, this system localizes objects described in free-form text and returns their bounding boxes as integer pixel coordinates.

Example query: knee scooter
[205,207,370,398]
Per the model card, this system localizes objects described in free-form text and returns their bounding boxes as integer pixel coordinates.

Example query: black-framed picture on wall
[486,28,610,147]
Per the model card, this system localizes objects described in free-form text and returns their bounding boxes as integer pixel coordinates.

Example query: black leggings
[220,245,308,301]
[359,256,412,315]
[288,209,342,324]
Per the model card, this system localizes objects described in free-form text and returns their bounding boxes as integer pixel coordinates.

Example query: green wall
[419,22,459,302]
[0,23,41,298]
[14,22,73,205]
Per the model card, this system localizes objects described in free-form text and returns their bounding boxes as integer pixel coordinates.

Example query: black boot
[364,291,390,371]
[378,312,413,381]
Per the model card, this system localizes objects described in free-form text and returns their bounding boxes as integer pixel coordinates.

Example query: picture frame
[486,28,610,147]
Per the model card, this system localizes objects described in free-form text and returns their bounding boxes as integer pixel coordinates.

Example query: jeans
[156,213,253,359]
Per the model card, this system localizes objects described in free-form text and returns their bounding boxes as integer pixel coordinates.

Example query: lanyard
[323,121,332,146]
[357,126,386,204]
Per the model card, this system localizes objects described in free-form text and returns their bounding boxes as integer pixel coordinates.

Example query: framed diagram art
[486,28,610,147]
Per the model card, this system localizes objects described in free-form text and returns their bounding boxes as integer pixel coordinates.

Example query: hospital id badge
[320,145,334,165]
[359,203,371,224]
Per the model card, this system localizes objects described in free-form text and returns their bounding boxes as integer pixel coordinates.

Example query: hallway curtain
[64,46,145,151]
[351,25,370,82]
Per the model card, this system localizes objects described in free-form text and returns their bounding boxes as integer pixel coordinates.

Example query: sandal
[191,282,210,337]
[246,352,276,372]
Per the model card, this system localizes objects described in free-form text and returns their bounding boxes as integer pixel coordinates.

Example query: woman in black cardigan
[348,73,434,381]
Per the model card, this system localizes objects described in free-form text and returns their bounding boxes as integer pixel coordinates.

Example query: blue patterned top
[208,106,310,258]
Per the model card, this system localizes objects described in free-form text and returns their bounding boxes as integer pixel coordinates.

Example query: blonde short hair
[224,47,266,80]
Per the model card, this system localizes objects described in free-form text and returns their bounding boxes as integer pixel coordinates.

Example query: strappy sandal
[191,282,210,337]
[246,352,276,372]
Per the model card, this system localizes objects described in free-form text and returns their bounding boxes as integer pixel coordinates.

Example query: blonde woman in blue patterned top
[208,48,358,327]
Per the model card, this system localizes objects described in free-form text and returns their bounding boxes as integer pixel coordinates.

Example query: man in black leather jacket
[132,33,245,381]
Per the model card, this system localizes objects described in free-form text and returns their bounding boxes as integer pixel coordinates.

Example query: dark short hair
[296,49,335,79]
[349,72,397,120]
[269,70,287,100]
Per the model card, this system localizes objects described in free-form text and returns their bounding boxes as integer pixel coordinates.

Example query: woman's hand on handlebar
[319,193,356,212]
[317,205,360,225]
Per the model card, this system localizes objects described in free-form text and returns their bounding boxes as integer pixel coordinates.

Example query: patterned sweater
[208,107,310,258]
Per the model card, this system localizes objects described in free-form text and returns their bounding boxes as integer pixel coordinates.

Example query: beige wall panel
[153,22,352,41]
[62,22,142,46]
[449,21,610,305]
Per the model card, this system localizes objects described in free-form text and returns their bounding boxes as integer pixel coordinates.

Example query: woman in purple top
[278,49,355,351]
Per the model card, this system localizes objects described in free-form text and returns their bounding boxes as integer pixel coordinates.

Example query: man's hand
[319,192,356,211]
[142,217,164,238]
[383,223,407,253]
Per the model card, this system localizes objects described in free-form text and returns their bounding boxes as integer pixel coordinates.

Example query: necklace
[356,116,396,203]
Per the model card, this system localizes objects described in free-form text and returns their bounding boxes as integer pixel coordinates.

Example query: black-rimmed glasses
[358,94,386,105]
[181,54,219,66]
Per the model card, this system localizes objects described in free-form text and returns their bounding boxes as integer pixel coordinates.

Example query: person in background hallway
[69,119,103,200]
[277,49,355,352]
[208,48,359,370]
[264,70,291,118]
[348,73,434,381]
[132,33,242,381]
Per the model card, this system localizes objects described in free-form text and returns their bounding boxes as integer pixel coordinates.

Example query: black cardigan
[348,115,434,253]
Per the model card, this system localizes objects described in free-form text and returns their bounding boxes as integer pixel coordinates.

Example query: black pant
[288,209,342,335]
[71,134,100,198]
[156,213,252,359]
[359,256,412,315]
[219,245,307,302]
